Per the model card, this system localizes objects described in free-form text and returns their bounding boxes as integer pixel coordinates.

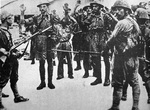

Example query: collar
[40,12,50,18]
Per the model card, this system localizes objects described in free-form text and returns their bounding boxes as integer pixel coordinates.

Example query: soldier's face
[115,7,125,20]
[39,4,48,14]
[6,16,14,26]
[92,4,99,12]
[86,7,92,14]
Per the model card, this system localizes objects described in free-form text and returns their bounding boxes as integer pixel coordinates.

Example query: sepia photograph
[0,0,150,110]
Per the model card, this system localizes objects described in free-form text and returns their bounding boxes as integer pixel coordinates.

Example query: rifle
[52,49,101,54]
[10,26,52,51]
[0,26,52,65]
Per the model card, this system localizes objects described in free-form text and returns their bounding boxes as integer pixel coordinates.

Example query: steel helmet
[83,5,91,11]
[90,0,104,8]
[112,0,132,13]
[135,8,149,19]
[0,10,13,22]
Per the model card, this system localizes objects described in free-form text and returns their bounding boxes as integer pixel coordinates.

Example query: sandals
[14,96,29,103]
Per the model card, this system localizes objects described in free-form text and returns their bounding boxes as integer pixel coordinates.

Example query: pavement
[2,58,150,110]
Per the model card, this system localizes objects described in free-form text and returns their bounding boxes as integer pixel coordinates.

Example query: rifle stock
[9,25,52,52]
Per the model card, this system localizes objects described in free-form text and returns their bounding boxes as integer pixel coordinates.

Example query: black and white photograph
[0,0,150,110]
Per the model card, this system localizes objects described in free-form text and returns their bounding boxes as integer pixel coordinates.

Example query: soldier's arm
[106,21,124,48]
[50,14,60,24]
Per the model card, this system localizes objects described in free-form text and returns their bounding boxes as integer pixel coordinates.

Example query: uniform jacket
[107,16,141,86]
[25,12,60,60]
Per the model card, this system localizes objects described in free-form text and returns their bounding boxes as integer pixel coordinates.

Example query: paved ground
[2,58,150,110]
[2,26,150,110]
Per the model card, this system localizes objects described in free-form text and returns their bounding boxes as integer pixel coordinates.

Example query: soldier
[82,0,115,85]
[78,4,93,78]
[56,3,74,80]
[0,10,29,110]
[20,0,60,90]
[71,4,83,71]
[106,0,141,110]
[121,8,150,104]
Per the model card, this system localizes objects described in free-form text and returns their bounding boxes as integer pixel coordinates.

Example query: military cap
[37,0,50,7]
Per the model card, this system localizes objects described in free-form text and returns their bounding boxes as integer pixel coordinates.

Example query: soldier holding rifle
[0,10,29,110]
[106,0,141,110]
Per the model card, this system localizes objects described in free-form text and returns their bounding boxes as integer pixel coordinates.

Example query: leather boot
[145,81,150,104]
[37,82,46,90]
[103,79,110,86]
[0,91,6,110]
[83,71,89,78]
[48,80,55,89]
[48,70,55,89]
[91,78,102,85]
[2,93,9,98]
[74,61,81,71]
[0,102,6,110]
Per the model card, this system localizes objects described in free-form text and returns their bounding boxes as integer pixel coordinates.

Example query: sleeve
[50,14,60,24]
[25,15,37,25]
[103,13,117,31]
[106,21,125,48]
[0,32,8,56]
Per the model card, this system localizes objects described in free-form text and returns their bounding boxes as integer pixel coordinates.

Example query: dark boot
[131,107,139,110]
[147,97,150,104]
[0,102,6,110]
[48,82,55,89]
[0,91,6,110]
[37,60,46,90]
[103,55,110,86]
[74,61,81,71]
[83,70,89,78]
[14,96,29,103]
[31,59,35,64]
[121,94,127,101]
[48,69,55,89]
[91,78,102,86]
[103,79,110,86]
[2,93,9,98]
[68,74,74,79]
[121,82,128,101]
[145,81,150,104]
[48,79,55,89]
[37,82,46,90]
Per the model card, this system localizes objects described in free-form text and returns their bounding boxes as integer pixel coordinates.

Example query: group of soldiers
[0,0,150,110]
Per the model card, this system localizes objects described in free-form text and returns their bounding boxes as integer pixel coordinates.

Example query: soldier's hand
[20,4,26,12]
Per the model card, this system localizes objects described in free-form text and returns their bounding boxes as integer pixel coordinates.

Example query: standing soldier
[56,3,75,80]
[106,0,141,110]
[0,10,29,110]
[121,7,150,104]
[20,0,60,90]
[82,0,115,85]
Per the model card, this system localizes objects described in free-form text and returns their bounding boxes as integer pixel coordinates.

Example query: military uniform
[107,14,141,110]
[82,1,115,85]
[121,8,150,104]
[0,23,29,109]
[25,10,60,89]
